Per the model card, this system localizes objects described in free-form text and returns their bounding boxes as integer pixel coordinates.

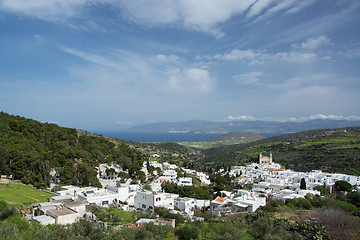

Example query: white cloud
[253,0,306,22]
[225,114,360,122]
[0,0,88,20]
[226,115,256,121]
[0,0,317,37]
[117,0,256,38]
[214,49,262,61]
[156,54,180,62]
[63,47,120,69]
[273,51,318,63]
[286,0,317,14]
[210,49,319,64]
[234,72,263,85]
[165,68,216,93]
[296,114,360,121]
[247,0,273,19]
[291,36,331,50]
[62,46,216,96]
[270,73,334,90]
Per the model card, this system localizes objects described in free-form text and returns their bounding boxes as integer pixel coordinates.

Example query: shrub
[174,224,199,240]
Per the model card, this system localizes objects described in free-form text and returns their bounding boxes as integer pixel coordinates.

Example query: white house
[77,187,121,207]
[174,197,195,213]
[32,197,86,225]
[105,185,130,203]
[134,190,179,212]
[163,170,177,181]
[178,177,193,187]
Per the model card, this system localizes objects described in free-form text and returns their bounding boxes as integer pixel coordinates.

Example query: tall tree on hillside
[300,178,307,190]
[0,143,9,178]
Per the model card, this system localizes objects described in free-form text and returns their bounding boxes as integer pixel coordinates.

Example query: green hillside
[181,131,266,149]
[199,127,360,175]
[0,112,146,188]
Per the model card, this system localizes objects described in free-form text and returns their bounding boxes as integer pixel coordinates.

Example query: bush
[0,206,18,221]
[174,224,199,240]
[335,200,358,213]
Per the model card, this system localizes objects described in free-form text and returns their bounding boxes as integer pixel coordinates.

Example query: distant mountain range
[126,119,360,134]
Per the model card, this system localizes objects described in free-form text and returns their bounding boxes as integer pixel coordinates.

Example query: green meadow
[0,182,55,205]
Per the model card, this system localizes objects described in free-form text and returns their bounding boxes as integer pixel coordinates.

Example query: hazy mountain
[126,119,360,134]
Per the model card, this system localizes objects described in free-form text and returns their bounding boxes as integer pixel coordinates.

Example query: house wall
[56,213,79,225]
[134,191,154,212]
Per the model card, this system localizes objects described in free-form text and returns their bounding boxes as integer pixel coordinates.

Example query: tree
[0,143,8,178]
[143,183,152,191]
[335,180,352,192]
[174,224,199,240]
[300,178,306,190]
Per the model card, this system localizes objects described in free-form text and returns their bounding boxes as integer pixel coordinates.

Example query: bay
[96,132,223,143]
[96,132,288,143]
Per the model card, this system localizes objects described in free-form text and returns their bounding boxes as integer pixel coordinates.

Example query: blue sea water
[96,132,287,143]
[97,132,222,143]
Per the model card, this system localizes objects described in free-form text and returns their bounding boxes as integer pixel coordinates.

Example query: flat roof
[47,208,77,217]
[51,198,87,207]
[33,215,55,223]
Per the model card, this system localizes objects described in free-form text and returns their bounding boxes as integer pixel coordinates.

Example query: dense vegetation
[0,112,146,188]
[199,127,360,175]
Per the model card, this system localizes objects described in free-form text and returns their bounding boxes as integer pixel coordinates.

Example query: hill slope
[206,131,266,143]
[0,112,146,188]
[199,127,360,175]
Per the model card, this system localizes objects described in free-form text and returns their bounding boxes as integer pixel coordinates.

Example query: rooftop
[47,207,78,217]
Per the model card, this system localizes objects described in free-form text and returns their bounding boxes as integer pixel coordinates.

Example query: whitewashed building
[134,190,179,212]
[178,177,193,187]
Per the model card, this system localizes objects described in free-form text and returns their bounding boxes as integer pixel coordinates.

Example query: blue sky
[1,0,360,131]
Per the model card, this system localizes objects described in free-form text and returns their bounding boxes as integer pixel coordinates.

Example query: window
[149,206,153,210]
[142,204,146,209]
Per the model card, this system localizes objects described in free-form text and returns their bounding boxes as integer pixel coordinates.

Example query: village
[30,153,360,227]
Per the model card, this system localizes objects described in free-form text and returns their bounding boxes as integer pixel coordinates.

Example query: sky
[1,0,360,131]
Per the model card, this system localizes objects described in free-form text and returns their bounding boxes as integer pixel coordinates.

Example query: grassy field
[0,182,55,205]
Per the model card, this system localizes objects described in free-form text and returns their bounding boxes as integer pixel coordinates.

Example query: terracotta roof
[215,197,227,202]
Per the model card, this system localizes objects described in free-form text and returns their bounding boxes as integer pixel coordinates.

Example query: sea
[96,132,287,143]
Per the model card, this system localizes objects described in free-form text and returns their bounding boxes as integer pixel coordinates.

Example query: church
[259,153,272,164]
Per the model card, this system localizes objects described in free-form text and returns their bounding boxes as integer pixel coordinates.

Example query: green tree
[300,178,306,190]
[0,143,8,178]
[335,180,352,192]
[174,224,199,240]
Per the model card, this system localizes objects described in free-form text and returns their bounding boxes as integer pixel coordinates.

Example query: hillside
[199,127,360,175]
[206,131,266,143]
[180,131,266,149]
[0,112,146,188]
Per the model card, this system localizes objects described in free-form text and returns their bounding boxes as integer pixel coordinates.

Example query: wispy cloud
[234,72,263,85]
[205,48,320,64]
[246,0,273,19]
[291,36,331,50]
[0,0,319,37]
[62,46,216,96]
[164,68,216,93]
[250,0,317,22]
[156,54,180,62]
